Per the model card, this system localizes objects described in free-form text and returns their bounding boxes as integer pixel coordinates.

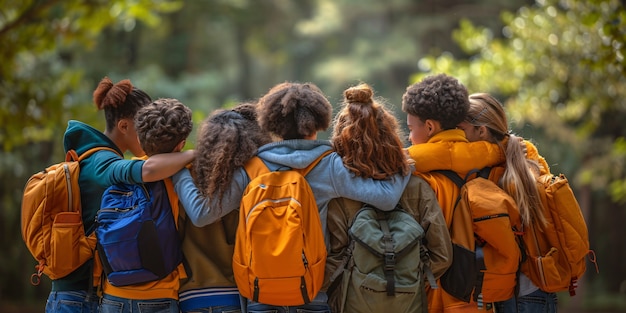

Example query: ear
[172,139,186,152]
[424,119,441,137]
[477,125,490,140]
[117,119,130,134]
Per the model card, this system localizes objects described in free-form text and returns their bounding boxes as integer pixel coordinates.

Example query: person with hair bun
[98,97,194,313]
[172,82,412,313]
[47,77,194,313]
[325,83,453,312]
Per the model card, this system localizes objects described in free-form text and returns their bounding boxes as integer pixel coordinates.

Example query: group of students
[45,73,557,313]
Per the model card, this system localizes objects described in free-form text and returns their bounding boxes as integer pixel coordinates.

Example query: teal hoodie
[53,120,144,291]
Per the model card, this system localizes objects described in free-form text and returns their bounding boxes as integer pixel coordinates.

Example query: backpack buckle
[384,252,396,270]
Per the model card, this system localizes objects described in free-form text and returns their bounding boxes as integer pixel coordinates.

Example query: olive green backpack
[329,204,436,313]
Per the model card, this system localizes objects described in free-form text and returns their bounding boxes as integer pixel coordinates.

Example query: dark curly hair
[257,82,332,140]
[134,98,193,156]
[332,83,409,179]
[401,73,469,130]
[193,102,272,205]
[93,76,152,131]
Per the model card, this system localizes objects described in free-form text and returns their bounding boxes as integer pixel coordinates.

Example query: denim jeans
[184,306,241,313]
[45,290,99,313]
[493,289,558,313]
[246,302,330,313]
[99,294,179,313]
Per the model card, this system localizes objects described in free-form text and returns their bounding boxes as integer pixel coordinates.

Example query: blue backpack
[96,179,183,286]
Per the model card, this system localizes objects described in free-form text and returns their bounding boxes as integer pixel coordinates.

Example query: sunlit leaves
[0,0,182,151]
[414,0,626,196]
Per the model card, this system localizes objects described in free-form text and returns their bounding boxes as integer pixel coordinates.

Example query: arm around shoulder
[142,150,195,182]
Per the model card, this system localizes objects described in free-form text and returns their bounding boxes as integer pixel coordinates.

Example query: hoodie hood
[256,139,333,171]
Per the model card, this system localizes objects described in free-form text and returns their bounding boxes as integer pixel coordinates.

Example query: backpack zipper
[63,164,72,212]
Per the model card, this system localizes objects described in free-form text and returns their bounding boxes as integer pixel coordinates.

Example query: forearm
[142,150,195,182]
[172,168,218,227]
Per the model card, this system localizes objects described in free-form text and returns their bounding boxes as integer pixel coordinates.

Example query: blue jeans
[45,290,99,313]
[246,302,330,313]
[494,289,558,313]
[99,294,178,313]
[183,306,241,313]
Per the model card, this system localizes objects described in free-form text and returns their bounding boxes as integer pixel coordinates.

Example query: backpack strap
[433,169,465,189]
[67,146,120,162]
[243,150,332,179]
[473,245,487,307]
[243,156,270,180]
[163,178,179,227]
[299,150,332,176]
[376,209,397,296]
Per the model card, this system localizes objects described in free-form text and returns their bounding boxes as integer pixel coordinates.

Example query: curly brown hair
[257,82,332,140]
[332,83,410,179]
[134,98,193,156]
[192,102,272,205]
[401,73,469,130]
[93,76,152,131]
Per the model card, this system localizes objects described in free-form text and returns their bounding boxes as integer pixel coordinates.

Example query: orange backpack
[436,169,522,306]
[521,173,595,295]
[233,152,329,306]
[21,147,117,284]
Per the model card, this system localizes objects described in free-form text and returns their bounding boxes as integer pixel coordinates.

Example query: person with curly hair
[324,83,453,313]
[177,102,272,313]
[51,78,194,313]
[402,74,520,313]
[173,82,412,313]
[99,98,193,313]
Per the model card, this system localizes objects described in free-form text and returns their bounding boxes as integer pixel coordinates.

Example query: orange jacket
[408,129,505,227]
[407,129,514,313]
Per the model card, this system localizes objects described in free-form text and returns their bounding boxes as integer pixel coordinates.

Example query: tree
[0,0,181,305]
[412,0,626,307]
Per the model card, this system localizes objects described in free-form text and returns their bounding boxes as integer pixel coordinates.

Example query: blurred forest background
[1,0,625,312]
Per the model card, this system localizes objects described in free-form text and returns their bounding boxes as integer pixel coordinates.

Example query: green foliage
[414,0,626,193]
[410,0,626,299]
[0,0,182,151]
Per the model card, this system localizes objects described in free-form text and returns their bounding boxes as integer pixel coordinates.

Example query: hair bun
[344,84,373,104]
[93,77,133,110]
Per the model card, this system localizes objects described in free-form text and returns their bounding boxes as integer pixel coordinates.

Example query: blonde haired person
[456,93,555,313]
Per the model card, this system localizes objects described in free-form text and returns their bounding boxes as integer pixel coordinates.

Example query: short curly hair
[401,73,469,130]
[192,102,272,205]
[257,82,332,139]
[332,83,409,179]
[134,98,193,156]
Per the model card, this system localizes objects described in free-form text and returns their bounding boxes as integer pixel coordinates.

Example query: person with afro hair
[402,74,520,313]
[172,81,412,313]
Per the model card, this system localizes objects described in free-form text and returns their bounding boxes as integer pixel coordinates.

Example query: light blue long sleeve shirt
[173,139,412,236]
